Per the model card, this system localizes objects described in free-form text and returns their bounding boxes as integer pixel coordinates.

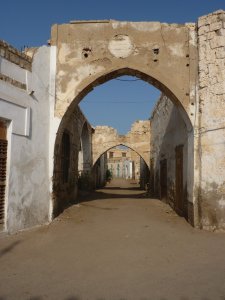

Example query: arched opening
[92,144,150,190]
[78,122,92,174]
[58,68,192,130]
[77,122,93,193]
[61,131,70,184]
[52,67,194,223]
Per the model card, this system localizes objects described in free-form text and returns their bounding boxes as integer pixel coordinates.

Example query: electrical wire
[115,78,141,82]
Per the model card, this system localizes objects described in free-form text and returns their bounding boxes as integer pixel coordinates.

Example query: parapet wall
[0,40,32,71]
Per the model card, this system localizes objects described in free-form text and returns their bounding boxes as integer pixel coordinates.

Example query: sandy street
[0,179,225,300]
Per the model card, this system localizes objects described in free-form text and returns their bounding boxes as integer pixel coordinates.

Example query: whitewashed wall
[0,46,51,233]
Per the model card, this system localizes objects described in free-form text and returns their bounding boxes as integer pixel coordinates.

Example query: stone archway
[51,19,198,225]
[51,20,197,123]
[92,121,150,167]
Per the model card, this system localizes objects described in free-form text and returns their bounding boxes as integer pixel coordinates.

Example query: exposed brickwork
[0,40,32,71]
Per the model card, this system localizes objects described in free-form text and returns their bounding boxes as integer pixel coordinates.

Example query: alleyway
[0,179,225,300]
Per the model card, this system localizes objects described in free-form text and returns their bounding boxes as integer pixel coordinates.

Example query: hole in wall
[82,47,92,59]
[153,48,159,55]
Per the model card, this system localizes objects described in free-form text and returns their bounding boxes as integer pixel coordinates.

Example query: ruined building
[0,10,225,233]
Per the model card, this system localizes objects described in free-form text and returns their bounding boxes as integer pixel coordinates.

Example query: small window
[122,152,126,157]
[109,152,113,158]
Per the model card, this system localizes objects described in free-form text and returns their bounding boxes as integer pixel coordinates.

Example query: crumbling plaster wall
[0,44,51,233]
[51,20,197,125]
[92,120,150,167]
[197,10,225,230]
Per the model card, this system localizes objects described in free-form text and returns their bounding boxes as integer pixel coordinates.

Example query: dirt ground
[0,179,225,300]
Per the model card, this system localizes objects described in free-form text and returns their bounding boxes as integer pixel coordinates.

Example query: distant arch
[93,143,150,170]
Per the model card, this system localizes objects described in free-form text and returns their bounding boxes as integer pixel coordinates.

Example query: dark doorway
[0,120,7,227]
[175,145,184,215]
[160,159,167,201]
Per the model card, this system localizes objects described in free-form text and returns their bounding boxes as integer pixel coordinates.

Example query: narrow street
[0,179,225,300]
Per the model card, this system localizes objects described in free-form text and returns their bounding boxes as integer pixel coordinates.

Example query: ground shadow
[103,185,141,191]
[0,296,221,300]
[0,240,21,258]
[77,188,154,204]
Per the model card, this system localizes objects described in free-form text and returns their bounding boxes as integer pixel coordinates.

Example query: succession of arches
[52,20,196,225]
[92,121,151,168]
[1,11,225,233]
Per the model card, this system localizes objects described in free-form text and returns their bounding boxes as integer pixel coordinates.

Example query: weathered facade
[0,42,51,233]
[53,107,92,217]
[0,10,225,232]
[150,94,190,220]
[197,12,225,230]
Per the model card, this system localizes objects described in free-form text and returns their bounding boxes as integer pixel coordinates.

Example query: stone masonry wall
[198,10,225,230]
[0,40,32,71]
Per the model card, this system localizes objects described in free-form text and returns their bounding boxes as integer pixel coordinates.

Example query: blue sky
[1,0,225,134]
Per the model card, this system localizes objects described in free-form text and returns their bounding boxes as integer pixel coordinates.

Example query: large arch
[51,20,197,225]
[52,68,195,224]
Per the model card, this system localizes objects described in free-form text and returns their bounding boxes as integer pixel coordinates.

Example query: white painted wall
[0,46,51,233]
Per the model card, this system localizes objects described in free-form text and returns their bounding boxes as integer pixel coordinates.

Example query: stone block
[199,61,208,74]
[208,63,218,76]
[218,13,225,22]
[209,21,222,32]
[199,35,207,42]
[198,16,209,28]
[199,47,206,61]
[210,36,225,49]
[215,47,225,59]
[206,47,216,63]
[210,14,220,23]
[210,82,225,95]
[217,28,225,36]
[198,25,209,36]
[207,31,215,40]
[199,76,209,89]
